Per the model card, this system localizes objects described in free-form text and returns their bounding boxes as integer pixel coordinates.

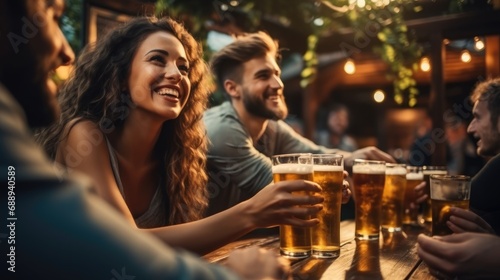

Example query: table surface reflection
[204,220,437,279]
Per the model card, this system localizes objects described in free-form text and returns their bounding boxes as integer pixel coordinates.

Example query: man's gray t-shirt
[204,101,337,215]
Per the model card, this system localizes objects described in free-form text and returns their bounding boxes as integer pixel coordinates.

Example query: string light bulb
[344,59,356,75]
[420,56,431,72]
[474,37,484,51]
[461,49,472,63]
[373,90,385,103]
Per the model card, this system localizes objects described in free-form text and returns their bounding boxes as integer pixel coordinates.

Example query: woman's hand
[243,180,323,229]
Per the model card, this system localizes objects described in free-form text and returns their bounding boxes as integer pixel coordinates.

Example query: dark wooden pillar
[486,35,500,78]
[428,33,447,166]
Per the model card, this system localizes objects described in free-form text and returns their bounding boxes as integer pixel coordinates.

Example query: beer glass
[422,166,447,223]
[353,159,386,240]
[272,153,313,258]
[311,154,344,258]
[430,175,471,236]
[403,166,424,226]
[381,163,407,232]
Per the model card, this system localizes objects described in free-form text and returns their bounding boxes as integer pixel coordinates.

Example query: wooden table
[204,220,437,279]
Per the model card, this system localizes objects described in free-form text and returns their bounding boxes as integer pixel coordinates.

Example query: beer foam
[272,163,313,174]
[385,166,406,175]
[406,172,424,180]
[352,164,385,174]
[423,170,447,175]
[313,165,343,172]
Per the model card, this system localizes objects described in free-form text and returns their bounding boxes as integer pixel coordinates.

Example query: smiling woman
[35,15,327,256]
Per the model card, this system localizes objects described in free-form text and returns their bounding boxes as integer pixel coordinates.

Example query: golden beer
[311,163,343,258]
[353,160,386,240]
[422,167,447,223]
[272,161,313,258]
[431,199,469,236]
[403,171,424,225]
[430,175,471,236]
[381,164,406,232]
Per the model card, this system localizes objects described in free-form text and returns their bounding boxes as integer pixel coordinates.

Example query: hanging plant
[154,0,490,106]
[301,0,422,106]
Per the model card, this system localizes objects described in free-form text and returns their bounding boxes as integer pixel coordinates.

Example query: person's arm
[61,121,324,255]
[274,120,395,168]
[417,233,500,279]
[147,179,323,255]
[227,247,291,280]
[17,177,241,280]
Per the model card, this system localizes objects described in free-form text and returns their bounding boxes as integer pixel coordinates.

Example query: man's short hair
[471,78,500,127]
[210,31,279,92]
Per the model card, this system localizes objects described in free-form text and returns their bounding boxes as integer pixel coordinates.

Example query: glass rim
[422,165,447,170]
[311,154,343,159]
[386,163,406,167]
[353,159,386,165]
[406,165,422,171]
[271,153,312,159]
[430,174,470,181]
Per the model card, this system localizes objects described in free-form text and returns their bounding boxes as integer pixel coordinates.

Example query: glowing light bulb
[420,56,431,72]
[344,59,356,75]
[373,90,385,103]
[474,37,484,51]
[461,50,471,63]
[357,0,366,8]
[313,18,324,26]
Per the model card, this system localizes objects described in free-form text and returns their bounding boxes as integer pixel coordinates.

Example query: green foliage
[307,0,422,106]
[61,0,83,55]
[153,0,489,107]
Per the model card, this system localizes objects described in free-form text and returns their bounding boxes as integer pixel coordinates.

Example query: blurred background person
[445,117,485,176]
[317,103,358,152]
[408,110,433,167]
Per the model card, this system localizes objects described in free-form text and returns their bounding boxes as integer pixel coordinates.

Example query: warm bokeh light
[344,59,356,75]
[461,49,472,63]
[55,64,73,80]
[313,18,324,26]
[373,90,385,103]
[420,56,431,72]
[474,37,484,51]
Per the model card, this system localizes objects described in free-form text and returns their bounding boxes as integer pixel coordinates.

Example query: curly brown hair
[37,16,212,225]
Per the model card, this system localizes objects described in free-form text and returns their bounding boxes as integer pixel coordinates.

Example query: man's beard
[3,50,59,128]
[242,89,288,120]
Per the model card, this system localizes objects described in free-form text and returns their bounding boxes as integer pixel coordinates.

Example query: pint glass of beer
[422,166,447,223]
[430,175,471,236]
[381,163,406,232]
[272,153,313,258]
[403,166,424,226]
[311,154,344,258]
[353,159,386,240]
